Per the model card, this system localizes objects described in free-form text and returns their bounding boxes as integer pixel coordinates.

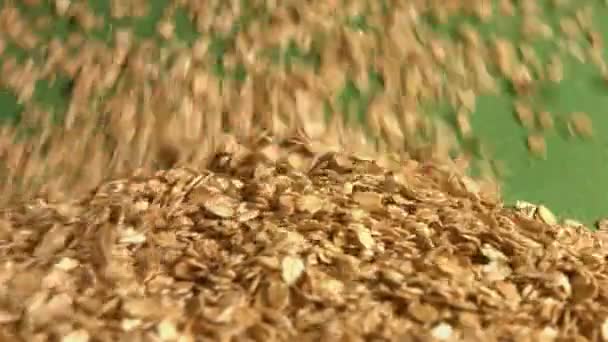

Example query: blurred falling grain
[0,0,600,209]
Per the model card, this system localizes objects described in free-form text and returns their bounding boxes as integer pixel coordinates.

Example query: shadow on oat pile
[1,0,608,341]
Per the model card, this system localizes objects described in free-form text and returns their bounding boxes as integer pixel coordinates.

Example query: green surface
[2,0,608,225]
[431,1,608,224]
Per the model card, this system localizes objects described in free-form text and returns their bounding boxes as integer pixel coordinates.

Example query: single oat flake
[353,191,384,212]
[296,194,324,214]
[203,195,236,218]
[281,255,305,286]
[537,205,558,225]
[431,322,453,341]
[569,112,594,138]
[602,319,608,341]
[538,111,554,130]
[352,223,375,249]
[61,329,90,342]
[408,302,439,323]
[527,134,547,158]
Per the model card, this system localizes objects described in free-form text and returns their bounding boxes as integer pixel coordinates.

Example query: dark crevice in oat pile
[1,0,608,341]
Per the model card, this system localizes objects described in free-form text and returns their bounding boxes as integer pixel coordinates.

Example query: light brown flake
[527,134,547,158]
[516,200,537,217]
[379,269,405,286]
[515,101,535,129]
[458,88,476,112]
[474,0,493,21]
[203,195,237,218]
[570,272,598,303]
[559,17,581,39]
[568,112,593,138]
[511,63,534,94]
[547,55,564,83]
[429,39,447,64]
[408,302,439,323]
[495,281,521,305]
[499,0,515,15]
[352,191,383,212]
[122,298,163,319]
[458,24,481,48]
[61,329,90,342]
[54,257,79,273]
[456,108,472,138]
[0,310,20,324]
[587,46,606,72]
[493,38,515,76]
[521,17,553,40]
[281,255,305,286]
[537,327,558,342]
[157,319,179,341]
[296,194,324,214]
[536,205,557,225]
[538,111,554,130]
[118,227,146,245]
[121,319,142,332]
[431,322,453,341]
[316,278,344,301]
[601,318,608,341]
[351,223,375,250]
[266,281,290,310]
[563,218,586,229]
[54,0,72,16]
[157,20,175,40]
[587,30,603,49]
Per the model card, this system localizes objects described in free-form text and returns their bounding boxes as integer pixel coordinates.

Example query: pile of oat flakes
[2,149,608,341]
[1,0,608,340]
